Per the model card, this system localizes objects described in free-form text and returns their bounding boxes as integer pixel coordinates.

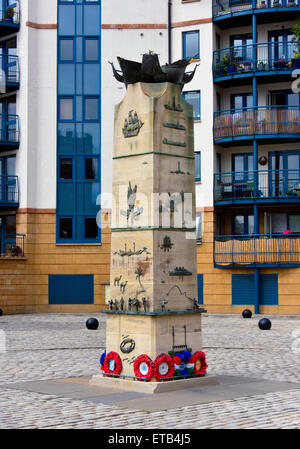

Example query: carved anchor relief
[170,162,191,176]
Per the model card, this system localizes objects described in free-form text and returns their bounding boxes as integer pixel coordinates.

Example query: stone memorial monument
[91,52,216,393]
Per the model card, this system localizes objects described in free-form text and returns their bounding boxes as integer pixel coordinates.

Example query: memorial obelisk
[91,53,216,392]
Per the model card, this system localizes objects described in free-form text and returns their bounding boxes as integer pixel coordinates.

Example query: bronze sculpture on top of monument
[90,52,217,393]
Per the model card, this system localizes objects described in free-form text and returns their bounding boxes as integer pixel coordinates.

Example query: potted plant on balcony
[287,0,296,7]
[292,18,300,68]
[292,53,300,69]
[221,53,237,74]
[4,6,14,23]
[274,58,286,69]
[257,60,266,70]
[273,1,282,6]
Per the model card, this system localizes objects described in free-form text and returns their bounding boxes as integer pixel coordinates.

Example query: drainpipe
[252,11,260,315]
[168,0,172,64]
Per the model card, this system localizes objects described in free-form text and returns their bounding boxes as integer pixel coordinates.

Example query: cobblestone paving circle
[0,313,299,428]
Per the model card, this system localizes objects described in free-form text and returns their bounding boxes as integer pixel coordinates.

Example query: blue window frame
[269,150,300,197]
[0,214,16,255]
[57,1,101,244]
[84,96,99,121]
[183,91,201,120]
[232,214,254,235]
[197,274,203,305]
[183,30,200,60]
[231,93,253,111]
[59,38,74,62]
[84,37,99,61]
[232,152,254,182]
[59,97,74,121]
[59,157,73,180]
[195,152,201,181]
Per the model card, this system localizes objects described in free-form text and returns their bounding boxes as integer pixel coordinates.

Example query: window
[232,153,254,181]
[230,34,253,62]
[85,217,98,239]
[196,212,202,241]
[183,30,200,60]
[231,93,253,111]
[57,0,101,243]
[216,153,222,173]
[85,157,98,179]
[59,218,73,239]
[60,38,74,61]
[85,38,99,61]
[233,214,254,235]
[183,91,201,119]
[195,152,201,181]
[288,215,300,233]
[59,98,73,120]
[84,97,99,120]
[60,158,73,179]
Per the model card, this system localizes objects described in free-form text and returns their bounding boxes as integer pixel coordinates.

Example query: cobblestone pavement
[0,313,300,428]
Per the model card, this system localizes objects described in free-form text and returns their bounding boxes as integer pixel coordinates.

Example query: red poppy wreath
[103,351,122,377]
[152,354,175,381]
[191,351,208,375]
[133,354,153,382]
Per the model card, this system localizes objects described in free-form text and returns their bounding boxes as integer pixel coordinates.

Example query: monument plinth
[91,53,217,392]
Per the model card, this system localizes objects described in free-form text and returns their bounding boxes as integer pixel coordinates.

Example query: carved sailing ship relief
[122,110,144,138]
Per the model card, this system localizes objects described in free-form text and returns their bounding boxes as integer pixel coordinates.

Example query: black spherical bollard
[0,309,3,317]
[86,317,99,330]
[258,318,272,330]
[242,309,252,319]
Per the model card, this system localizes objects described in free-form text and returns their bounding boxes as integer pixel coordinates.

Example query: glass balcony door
[269,151,300,197]
[230,34,253,64]
[0,155,15,202]
[268,30,295,69]
[0,95,16,141]
[0,214,16,255]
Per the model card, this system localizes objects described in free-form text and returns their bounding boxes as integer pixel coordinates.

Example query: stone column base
[90,374,218,394]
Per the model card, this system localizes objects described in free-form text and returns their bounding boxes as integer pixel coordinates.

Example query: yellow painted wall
[196,210,300,314]
[1,209,300,314]
[0,210,111,314]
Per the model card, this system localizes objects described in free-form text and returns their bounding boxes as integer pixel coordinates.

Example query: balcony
[213,42,299,86]
[0,113,19,151]
[214,170,300,205]
[214,233,300,268]
[0,2,20,37]
[0,175,18,209]
[212,0,300,29]
[214,106,300,146]
[0,234,24,258]
[0,55,20,92]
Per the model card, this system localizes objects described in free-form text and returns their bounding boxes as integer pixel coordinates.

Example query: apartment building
[0,0,299,314]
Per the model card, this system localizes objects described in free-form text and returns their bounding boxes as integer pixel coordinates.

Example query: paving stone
[0,313,299,428]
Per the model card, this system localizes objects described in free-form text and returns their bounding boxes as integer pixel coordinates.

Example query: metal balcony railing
[0,234,24,257]
[0,2,20,25]
[213,42,300,78]
[214,170,300,202]
[213,0,300,18]
[0,113,19,145]
[0,175,18,205]
[214,233,300,267]
[214,106,300,141]
[0,54,19,85]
